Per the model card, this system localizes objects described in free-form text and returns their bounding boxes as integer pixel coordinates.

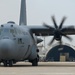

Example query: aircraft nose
[0,39,15,59]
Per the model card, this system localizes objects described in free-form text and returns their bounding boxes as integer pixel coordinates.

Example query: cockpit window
[10,28,23,35]
[10,28,17,34]
[10,29,14,33]
[0,28,9,35]
[0,28,17,36]
[4,28,9,33]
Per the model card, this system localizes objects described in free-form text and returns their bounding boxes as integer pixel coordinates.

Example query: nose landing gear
[3,60,13,67]
[3,60,7,67]
[9,60,13,67]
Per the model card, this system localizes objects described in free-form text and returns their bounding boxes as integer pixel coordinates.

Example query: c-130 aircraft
[0,0,75,67]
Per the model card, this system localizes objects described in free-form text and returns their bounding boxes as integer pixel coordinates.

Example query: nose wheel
[3,60,13,67]
[3,60,7,67]
[9,60,13,67]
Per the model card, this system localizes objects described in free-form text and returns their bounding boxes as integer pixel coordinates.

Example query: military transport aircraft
[0,0,75,67]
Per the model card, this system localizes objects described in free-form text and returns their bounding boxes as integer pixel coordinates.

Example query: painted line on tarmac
[20,73,75,75]
[0,73,75,75]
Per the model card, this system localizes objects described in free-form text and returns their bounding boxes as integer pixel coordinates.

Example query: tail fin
[19,0,27,25]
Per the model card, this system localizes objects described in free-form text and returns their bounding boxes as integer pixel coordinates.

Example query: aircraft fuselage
[0,22,38,64]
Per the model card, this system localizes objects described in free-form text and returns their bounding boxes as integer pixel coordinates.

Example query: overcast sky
[0,0,75,46]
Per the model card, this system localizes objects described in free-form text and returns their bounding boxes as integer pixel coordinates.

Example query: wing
[29,25,75,36]
[61,26,75,35]
[29,26,54,36]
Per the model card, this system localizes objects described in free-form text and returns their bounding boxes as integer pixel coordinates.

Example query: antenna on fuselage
[19,0,27,25]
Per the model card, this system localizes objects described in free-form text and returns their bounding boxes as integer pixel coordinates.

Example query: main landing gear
[31,55,39,66]
[32,58,38,66]
[3,60,13,67]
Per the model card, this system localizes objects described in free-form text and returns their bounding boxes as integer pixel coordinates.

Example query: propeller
[43,16,72,46]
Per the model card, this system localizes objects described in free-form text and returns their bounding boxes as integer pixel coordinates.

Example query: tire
[3,61,7,67]
[32,58,38,66]
[9,60,13,67]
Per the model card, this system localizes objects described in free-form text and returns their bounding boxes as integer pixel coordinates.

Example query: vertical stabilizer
[19,0,27,25]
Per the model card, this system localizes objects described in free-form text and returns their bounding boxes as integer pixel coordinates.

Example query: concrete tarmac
[0,62,75,75]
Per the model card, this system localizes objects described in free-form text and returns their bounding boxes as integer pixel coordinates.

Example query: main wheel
[9,60,13,67]
[32,58,38,66]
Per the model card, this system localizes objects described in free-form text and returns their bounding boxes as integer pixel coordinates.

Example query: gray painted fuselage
[0,23,37,62]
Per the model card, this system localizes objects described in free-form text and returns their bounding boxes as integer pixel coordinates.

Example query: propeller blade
[61,32,72,41]
[59,17,66,29]
[48,37,55,46]
[43,16,72,47]
[43,23,54,29]
[64,35,72,41]
[52,16,58,29]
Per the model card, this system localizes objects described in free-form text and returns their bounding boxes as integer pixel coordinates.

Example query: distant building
[46,44,75,62]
